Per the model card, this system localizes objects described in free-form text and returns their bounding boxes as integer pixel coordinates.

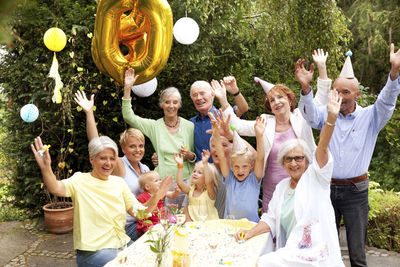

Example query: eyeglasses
[284,156,305,163]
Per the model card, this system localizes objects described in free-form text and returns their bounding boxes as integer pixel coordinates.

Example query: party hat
[339,51,355,78]
[231,126,247,152]
[254,77,275,94]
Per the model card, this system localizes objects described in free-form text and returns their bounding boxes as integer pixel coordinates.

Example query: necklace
[163,117,180,128]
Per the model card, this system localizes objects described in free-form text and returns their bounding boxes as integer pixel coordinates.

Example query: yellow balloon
[91,0,173,86]
[43,27,67,52]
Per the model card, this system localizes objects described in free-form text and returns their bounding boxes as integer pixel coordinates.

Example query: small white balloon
[20,104,39,123]
[173,17,199,45]
[131,78,158,97]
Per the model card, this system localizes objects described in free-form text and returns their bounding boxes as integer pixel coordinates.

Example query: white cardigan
[259,153,344,266]
[223,78,331,174]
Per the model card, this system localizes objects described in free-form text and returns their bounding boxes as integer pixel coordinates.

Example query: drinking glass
[176,214,186,227]
[225,215,236,237]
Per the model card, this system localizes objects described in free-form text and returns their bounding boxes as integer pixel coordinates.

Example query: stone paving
[1,218,399,266]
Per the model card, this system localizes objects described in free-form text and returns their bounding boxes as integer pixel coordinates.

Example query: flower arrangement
[145,204,183,266]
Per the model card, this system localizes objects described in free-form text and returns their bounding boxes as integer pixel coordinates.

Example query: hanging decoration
[173,17,199,45]
[43,27,67,104]
[20,103,39,123]
[91,0,173,86]
[131,77,158,97]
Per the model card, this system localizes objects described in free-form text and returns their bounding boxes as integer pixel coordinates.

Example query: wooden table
[106,219,271,267]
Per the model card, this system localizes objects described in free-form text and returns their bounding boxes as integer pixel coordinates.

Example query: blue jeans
[76,241,133,267]
[330,180,369,267]
[125,221,140,242]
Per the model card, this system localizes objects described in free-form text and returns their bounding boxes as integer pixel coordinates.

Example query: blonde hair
[120,128,145,147]
[138,171,159,191]
[231,148,255,164]
[191,161,219,190]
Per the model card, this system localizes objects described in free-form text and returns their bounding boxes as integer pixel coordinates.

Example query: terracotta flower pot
[43,201,74,234]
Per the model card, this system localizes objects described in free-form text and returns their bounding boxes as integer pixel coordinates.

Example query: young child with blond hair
[212,115,265,222]
[174,150,220,222]
[136,171,180,236]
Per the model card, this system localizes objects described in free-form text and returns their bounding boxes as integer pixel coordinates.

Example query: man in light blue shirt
[295,44,400,267]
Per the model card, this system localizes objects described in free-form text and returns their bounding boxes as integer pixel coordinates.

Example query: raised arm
[31,137,66,196]
[209,112,230,178]
[74,91,98,141]
[390,43,400,81]
[174,153,190,194]
[315,90,341,168]
[202,149,216,200]
[295,59,314,95]
[222,76,249,116]
[254,116,266,181]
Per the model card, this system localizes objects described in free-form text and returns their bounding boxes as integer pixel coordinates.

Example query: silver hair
[190,80,212,97]
[88,136,119,158]
[277,139,312,167]
[159,87,182,108]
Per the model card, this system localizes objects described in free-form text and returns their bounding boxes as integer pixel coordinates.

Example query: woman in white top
[235,90,344,267]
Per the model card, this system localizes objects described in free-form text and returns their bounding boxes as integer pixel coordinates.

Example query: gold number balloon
[91,0,173,86]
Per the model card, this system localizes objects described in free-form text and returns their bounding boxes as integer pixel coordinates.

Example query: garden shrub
[367,181,400,252]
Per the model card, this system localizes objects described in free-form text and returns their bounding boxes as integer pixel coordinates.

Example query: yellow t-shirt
[62,172,137,251]
[188,186,219,221]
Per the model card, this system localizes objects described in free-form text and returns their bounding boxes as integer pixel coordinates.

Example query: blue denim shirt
[189,106,219,162]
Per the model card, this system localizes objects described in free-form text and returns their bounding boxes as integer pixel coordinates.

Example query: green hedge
[0,0,350,214]
[368,181,400,252]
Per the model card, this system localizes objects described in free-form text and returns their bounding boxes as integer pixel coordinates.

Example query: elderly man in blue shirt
[295,44,400,267]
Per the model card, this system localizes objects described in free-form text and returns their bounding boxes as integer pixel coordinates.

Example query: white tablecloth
[106,219,271,267]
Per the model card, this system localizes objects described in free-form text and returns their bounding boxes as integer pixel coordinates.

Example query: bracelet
[232,90,240,96]
[326,121,335,127]
[177,164,184,169]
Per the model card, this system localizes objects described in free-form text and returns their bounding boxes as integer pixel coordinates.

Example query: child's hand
[169,186,181,199]
[254,116,266,136]
[174,153,184,165]
[201,149,210,163]
[312,48,328,68]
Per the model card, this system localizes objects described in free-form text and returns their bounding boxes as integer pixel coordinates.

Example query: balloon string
[185,10,187,17]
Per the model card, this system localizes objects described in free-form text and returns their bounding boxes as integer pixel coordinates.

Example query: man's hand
[390,43,400,80]
[312,49,328,80]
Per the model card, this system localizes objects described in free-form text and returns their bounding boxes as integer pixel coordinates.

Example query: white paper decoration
[131,78,158,97]
[173,17,200,45]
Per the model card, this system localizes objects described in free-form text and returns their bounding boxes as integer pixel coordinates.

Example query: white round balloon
[20,103,39,123]
[173,17,199,45]
[131,78,158,97]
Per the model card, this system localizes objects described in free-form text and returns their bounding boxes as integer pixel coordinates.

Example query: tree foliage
[0,0,349,213]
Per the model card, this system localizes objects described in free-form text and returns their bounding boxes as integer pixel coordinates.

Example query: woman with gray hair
[235,90,344,266]
[31,136,173,267]
[122,68,195,207]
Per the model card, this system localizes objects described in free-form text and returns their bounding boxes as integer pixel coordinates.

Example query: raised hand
[31,136,52,170]
[222,76,239,95]
[206,109,233,140]
[201,149,211,163]
[157,175,174,199]
[295,59,314,93]
[312,49,328,68]
[211,79,227,101]
[254,116,266,136]
[74,90,94,113]
[390,43,400,80]
[327,89,342,119]
[124,68,139,88]
[174,153,184,165]
[312,48,328,79]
